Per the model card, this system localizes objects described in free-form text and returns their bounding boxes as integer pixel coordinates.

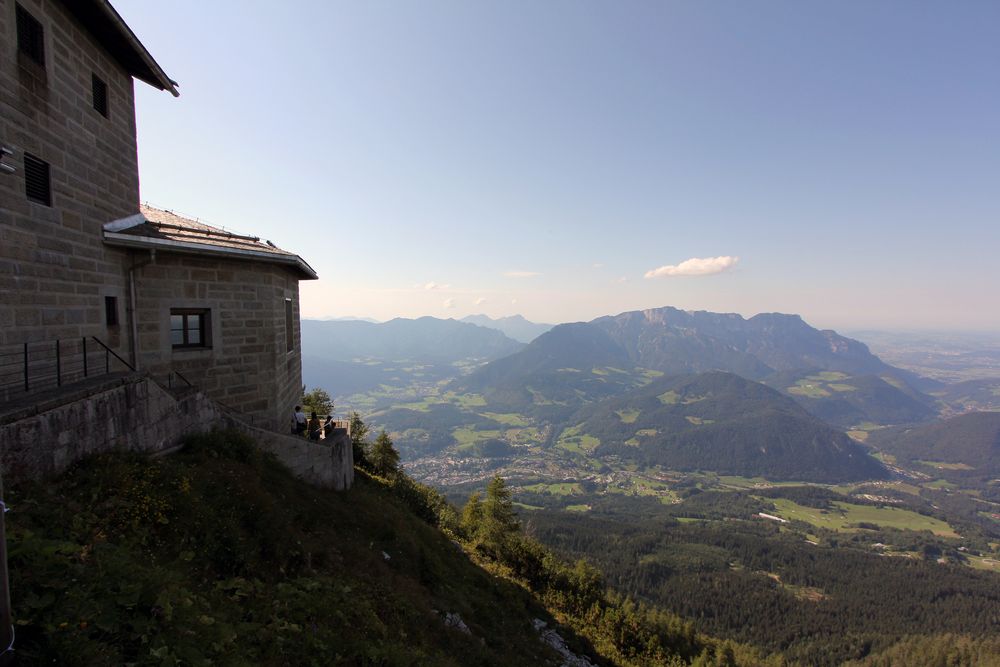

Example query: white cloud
[474,297,487,306]
[504,270,541,278]
[616,276,628,284]
[592,263,604,269]
[424,281,450,290]
[443,298,455,309]
[511,298,518,305]
[644,256,739,278]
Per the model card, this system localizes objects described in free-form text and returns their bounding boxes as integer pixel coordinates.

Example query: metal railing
[0,337,135,404]
[166,370,193,389]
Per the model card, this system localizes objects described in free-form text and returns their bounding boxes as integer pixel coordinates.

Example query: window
[23,153,51,206]
[285,299,294,352]
[170,309,210,349]
[92,74,108,117]
[15,3,45,66]
[105,296,118,326]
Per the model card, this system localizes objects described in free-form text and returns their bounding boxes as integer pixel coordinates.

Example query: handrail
[172,370,193,387]
[89,336,135,372]
[0,336,136,402]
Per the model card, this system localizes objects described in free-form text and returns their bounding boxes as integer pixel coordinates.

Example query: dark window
[23,153,51,206]
[285,299,294,352]
[16,4,45,66]
[170,309,210,349]
[105,296,118,326]
[92,74,108,117]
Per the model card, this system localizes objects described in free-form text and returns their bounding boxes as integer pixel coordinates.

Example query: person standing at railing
[293,405,307,436]
[323,415,336,440]
[308,411,322,441]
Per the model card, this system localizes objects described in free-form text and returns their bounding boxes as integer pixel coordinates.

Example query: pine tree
[481,475,519,556]
[460,492,484,540]
[349,411,370,466]
[370,429,400,478]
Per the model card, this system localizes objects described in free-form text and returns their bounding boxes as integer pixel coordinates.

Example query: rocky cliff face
[588,306,896,378]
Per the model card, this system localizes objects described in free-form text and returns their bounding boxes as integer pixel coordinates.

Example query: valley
[303,308,1000,664]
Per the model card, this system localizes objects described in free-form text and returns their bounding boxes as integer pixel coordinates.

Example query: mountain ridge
[578,371,888,482]
[460,314,554,344]
[302,317,524,363]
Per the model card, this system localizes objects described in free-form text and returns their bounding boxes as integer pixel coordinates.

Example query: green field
[787,381,831,398]
[522,482,583,496]
[967,555,1000,572]
[616,408,641,424]
[769,498,958,537]
[658,390,680,405]
[810,371,849,381]
[480,411,530,426]
[685,416,714,425]
[452,426,502,445]
[557,434,600,454]
[916,460,975,471]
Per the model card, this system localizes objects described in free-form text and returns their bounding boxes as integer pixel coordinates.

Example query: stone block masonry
[1,0,140,352]
[0,373,353,490]
[133,253,304,433]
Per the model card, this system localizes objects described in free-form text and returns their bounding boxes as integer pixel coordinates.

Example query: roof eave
[103,232,319,280]
[60,0,179,96]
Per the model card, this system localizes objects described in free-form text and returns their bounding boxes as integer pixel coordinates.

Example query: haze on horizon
[116,0,1000,333]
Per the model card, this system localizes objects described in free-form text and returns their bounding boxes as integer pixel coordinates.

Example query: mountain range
[869,411,1000,477]
[761,369,937,428]
[307,306,953,483]
[302,317,524,362]
[578,371,888,482]
[458,306,927,423]
[459,314,553,343]
[301,317,524,397]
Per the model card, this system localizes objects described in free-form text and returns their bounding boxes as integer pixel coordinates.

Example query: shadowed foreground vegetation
[8,429,774,666]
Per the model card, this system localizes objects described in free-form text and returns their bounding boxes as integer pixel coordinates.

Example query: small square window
[170,309,211,349]
[92,74,108,117]
[105,296,119,326]
[23,153,51,206]
[16,4,45,67]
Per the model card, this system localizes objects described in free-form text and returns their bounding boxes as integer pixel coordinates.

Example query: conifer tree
[481,475,519,555]
[349,411,370,466]
[370,429,401,478]
[460,491,484,540]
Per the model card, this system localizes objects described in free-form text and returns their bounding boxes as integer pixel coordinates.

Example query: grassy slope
[6,433,576,666]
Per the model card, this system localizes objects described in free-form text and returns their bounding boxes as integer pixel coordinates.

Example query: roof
[58,0,178,96]
[102,205,318,279]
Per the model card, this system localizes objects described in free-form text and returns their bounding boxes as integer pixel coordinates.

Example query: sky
[114,0,1000,331]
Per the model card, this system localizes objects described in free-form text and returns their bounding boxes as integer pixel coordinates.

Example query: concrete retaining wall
[0,373,353,489]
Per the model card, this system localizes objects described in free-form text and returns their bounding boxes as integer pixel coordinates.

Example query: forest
[527,510,1000,665]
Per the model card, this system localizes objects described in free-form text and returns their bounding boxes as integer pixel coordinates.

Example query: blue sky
[116,1,1000,330]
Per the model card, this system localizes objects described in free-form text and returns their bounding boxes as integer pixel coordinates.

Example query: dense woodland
[528,510,1000,665]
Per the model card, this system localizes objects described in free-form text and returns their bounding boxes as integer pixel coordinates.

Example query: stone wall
[0,0,139,352]
[133,252,304,433]
[0,373,353,490]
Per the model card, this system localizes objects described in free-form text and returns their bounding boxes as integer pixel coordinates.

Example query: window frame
[23,152,51,206]
[15,3,45,67]
[92,73,109,118]
[105,296,119,326]
[170,308,211,350]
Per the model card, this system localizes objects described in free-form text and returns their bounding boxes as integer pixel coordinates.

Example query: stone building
[106,204,317,430]
[0,1,317,432]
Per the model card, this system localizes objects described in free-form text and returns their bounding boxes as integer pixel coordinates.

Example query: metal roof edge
[103,231,319,280]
